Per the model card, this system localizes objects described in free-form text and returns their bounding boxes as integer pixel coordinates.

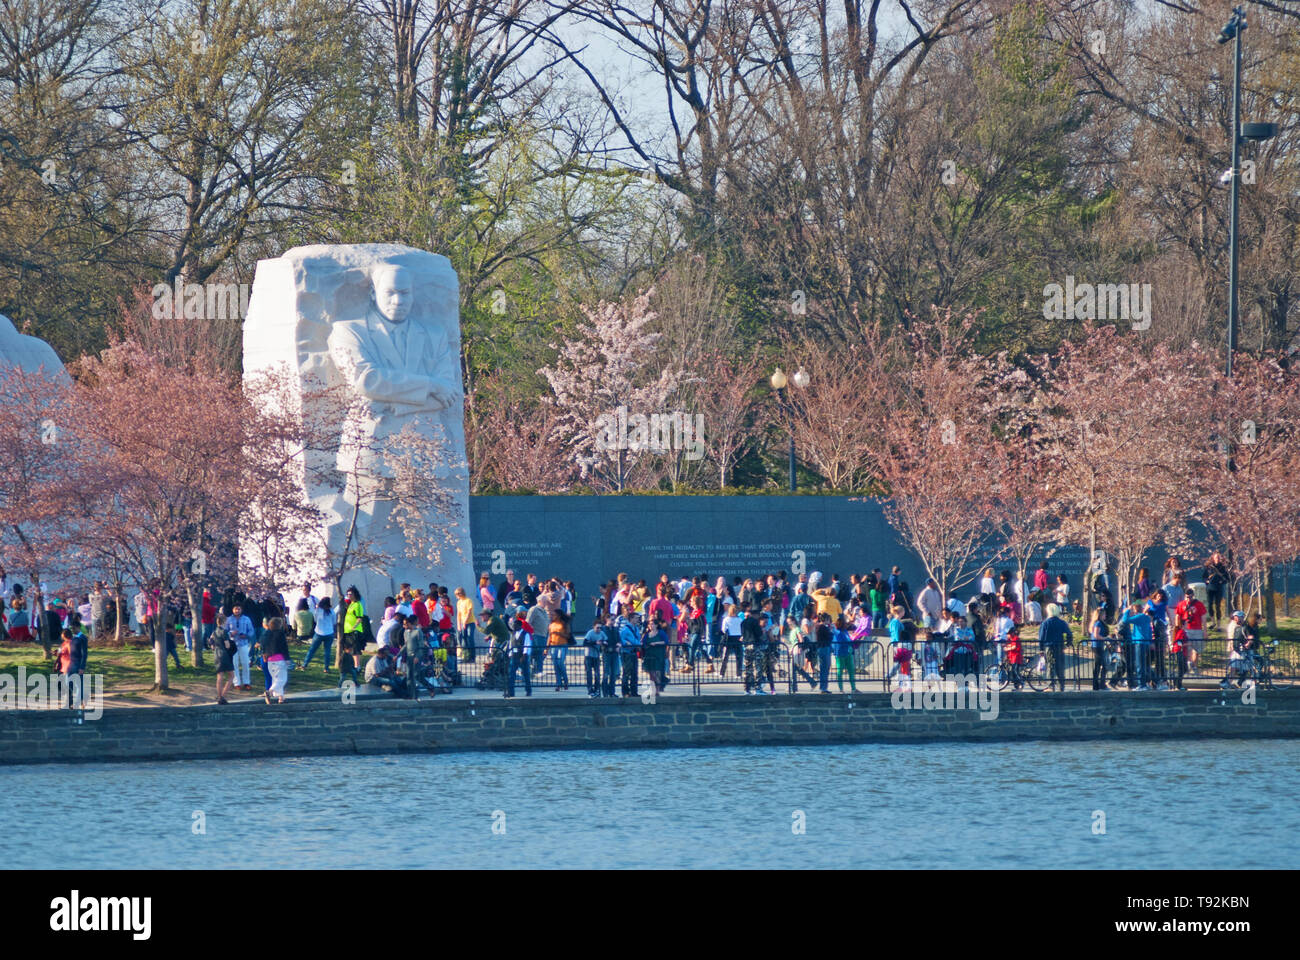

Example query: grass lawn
[0,634,345,707]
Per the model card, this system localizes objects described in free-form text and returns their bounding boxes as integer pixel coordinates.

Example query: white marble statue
[0,313,70,382]
[242,244,474,609]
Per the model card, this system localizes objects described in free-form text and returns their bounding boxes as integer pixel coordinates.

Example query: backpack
[901,619,917,645]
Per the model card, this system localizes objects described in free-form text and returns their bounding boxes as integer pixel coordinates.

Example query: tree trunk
[334,578,344,670]
[153,595,170,690]
[32,588,52,660]
[185,581,205,669]
[1264,566,1277,632]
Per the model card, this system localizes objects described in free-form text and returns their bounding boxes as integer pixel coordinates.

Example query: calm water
[3,739,1298,868]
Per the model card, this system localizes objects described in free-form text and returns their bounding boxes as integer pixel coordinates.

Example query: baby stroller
[1104,638,1128,688]
[475,642,510,691]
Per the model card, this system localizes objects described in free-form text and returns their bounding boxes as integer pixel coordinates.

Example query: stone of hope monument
[242,244,475,608]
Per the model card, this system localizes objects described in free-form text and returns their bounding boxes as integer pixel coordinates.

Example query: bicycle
[1230,641,1293,690]
[985,640,1049,692]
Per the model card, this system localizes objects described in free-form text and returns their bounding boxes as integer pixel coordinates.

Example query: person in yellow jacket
[813,587,842,620]
[341,586,366,687]
[454,586,478,663]
[547,611,572,691]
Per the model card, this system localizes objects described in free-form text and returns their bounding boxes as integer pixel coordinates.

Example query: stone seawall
[2,690,1298,765]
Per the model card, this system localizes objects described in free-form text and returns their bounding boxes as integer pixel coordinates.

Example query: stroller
[414,638,456,695]
[475,642,510,691]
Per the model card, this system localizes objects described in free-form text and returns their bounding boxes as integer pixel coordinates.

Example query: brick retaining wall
[2,690,1298,765]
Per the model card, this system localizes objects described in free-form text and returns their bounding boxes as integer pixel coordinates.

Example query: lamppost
[771,366,809,491]
[1217,6,1277,378]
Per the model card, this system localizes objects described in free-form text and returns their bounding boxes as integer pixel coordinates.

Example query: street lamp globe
[792,368,810,389]
[770,367,788,390]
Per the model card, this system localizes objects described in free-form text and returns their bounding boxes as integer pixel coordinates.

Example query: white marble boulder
[0,314,70,382]
[242,243,475,608]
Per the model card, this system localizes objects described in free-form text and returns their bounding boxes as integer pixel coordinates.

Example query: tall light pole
[1217,6,1277,377]
[1219,6,1245,378]
[771,366,809,491]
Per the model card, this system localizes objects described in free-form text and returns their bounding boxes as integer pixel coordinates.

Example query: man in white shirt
[916,579,943,633]
[297,582,318,614]
[375,612,403,650]
[225,604,256,690]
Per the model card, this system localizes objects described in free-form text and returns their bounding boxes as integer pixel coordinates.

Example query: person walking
[582,617,603,698]
[1173,588,1207,676]
[1145,589,1170,689]
[1119,602,1154,690]
[618,615,641,697]
[815,612,834,693]
[644,616,668,693]
[455,586,477,663]
[226,603,255,691]
[740,607,765,694]
[1088,608,1109,690]
[547,610,571,691]
[301,596,336,672]
[1038,604,1072,692]
[261,616,291,704]
[600,614,621,697]
[403,613,426,699]
[340,587,366,687]
[1203,553,1229,626]
[916,578,943,638]
[886,605,913,690]
[833,614,857,692]
[215,624,237,703]
[505,610,533,699]
[718,604,744,679]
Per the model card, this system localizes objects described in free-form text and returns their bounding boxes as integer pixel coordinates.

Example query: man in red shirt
[1173,591,1207,675]
[647,584,675,631]
[411,588,432,633]
[200,590,217,652]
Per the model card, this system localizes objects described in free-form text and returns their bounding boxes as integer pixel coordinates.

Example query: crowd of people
[0,549,1275,706]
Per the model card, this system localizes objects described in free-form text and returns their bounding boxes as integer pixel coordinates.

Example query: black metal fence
[431,631,1297,695]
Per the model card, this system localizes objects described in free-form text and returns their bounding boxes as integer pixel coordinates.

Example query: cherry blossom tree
[1193,354,1300,629]
[539,290,678,492]
[69,340,258,686]
[1000,324,1210,616]
[785,334,892,491]
[468,373,578,492]
[876,312,1000,598]
[0,365,77,657]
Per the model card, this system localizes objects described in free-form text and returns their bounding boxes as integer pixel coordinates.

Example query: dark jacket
[1038,616,1073,647]
[260,627,289,660]
[69,631,88,672]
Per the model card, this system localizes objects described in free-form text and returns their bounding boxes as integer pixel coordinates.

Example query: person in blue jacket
[1144,589,1169,689]
[1119,603,1154,690]
[618,614,641,697]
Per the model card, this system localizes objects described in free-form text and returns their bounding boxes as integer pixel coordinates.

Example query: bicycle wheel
[985,662,1007,691]
[1263,663,1293,690]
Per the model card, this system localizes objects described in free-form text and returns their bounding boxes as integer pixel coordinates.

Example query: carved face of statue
[371,264,413,324]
